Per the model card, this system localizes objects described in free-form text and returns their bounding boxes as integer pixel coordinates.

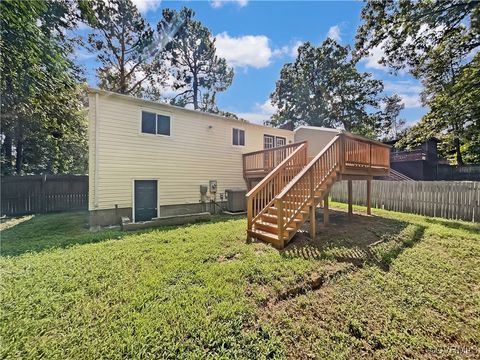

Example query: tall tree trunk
[2,134,13,172]
[193,74,198,110]
[454,137,464,165]
[15,138,23,175]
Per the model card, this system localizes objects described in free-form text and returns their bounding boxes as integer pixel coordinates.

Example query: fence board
[330,180,480,222]
[1,175,88,216]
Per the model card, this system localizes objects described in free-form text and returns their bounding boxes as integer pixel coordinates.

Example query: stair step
[269,207,309,216]
[261,213,303,225]
[254,221,295,236]
[248,229,283,249]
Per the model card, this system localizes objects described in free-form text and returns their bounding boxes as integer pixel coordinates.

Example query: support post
[246,196,253,243]
[366,178,372,215]
[347,179,353,219]
[323,192,329,226]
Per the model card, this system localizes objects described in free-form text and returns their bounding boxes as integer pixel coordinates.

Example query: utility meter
[209,180,217,194]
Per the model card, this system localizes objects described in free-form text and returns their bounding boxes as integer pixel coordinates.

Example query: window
[141,111,156,134]
[233,128,245,146]
[157,115,170,136]
[276,136,286,147]
[264,135,274,149]
[141,111,171,136]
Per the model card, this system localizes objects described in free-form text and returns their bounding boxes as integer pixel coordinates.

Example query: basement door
[134,180,158,222]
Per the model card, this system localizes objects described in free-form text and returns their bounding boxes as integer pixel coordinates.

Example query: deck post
[366,178,372,215]
[323,192,329,226]
[347,179,353,219]
[246,196,253,243]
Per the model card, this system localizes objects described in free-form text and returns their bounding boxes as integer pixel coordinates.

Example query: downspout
[94,92,100,209]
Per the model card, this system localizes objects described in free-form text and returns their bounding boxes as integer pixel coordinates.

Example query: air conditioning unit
[225,188,247,212]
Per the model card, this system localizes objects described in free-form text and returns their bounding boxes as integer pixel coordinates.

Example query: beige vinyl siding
[89,92,293,211]
[294,126,340,157]
[88,93,97,210]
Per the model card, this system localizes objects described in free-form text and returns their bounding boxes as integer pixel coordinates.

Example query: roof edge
[87,88,293,132]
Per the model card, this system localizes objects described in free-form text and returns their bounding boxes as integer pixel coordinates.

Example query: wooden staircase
[245,133,390,249]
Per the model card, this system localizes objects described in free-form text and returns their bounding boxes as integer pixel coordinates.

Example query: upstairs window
[233,128,245,146]
[142,111,171,136]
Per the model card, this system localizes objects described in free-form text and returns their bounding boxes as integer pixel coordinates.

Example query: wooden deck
[243,133,391,249]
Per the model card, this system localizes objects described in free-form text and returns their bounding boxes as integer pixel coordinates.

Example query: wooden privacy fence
[1,175,88,216]
[330,180,480,222]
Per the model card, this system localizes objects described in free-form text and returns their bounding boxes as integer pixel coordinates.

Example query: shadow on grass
[0,212,243,257]
[424,217,480,235]
[282,209,425,271]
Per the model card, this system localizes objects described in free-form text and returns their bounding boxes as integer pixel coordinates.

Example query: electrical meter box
[199,185,208,195]
[209,180,217,194]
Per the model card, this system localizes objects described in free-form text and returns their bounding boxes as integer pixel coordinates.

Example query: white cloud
[384,80,423,95]
[272,45,290,58]
[327,25,341,42]
[289,40,304,58]
[131,0,161,13]
[237,99,277,125]
[363,43,388,71]
[211,0,248,8]
[215,32,273,68]
[398,94,422,108]
[383,80,424,108]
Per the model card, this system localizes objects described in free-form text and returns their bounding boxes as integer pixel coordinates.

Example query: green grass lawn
[1,204,479,359]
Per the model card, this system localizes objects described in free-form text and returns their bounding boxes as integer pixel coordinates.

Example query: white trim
[132,179,160,223]
[232,126,246,147]
[294,125,341,133]
[94,93,99,209]
[139,108,174,138]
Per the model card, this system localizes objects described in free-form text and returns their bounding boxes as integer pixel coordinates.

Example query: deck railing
[246,143,308,232]
[343,133,390,170]
[243,141,307,178]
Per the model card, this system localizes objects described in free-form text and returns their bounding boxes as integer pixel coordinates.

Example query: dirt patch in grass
[218,252,242,262]
[284,208,425,271]
[0,215,34,231]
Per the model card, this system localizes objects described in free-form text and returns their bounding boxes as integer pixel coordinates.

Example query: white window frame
[232,127,246,147]
[264,134,275,149]
[275,136,286,147]
[139,109,173,138]
[132,179,160,223]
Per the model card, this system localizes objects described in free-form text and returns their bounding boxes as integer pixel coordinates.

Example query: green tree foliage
[162,8,234,111]
[269,39,384,136]
[1,0,87,175]
[356,0,480,164]
[79,0,169,99]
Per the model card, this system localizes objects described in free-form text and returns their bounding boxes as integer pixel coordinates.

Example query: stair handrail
[246,142,308,232]
[275,135,343,242]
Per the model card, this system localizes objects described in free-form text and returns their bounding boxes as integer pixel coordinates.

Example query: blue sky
[76,0,427,125]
